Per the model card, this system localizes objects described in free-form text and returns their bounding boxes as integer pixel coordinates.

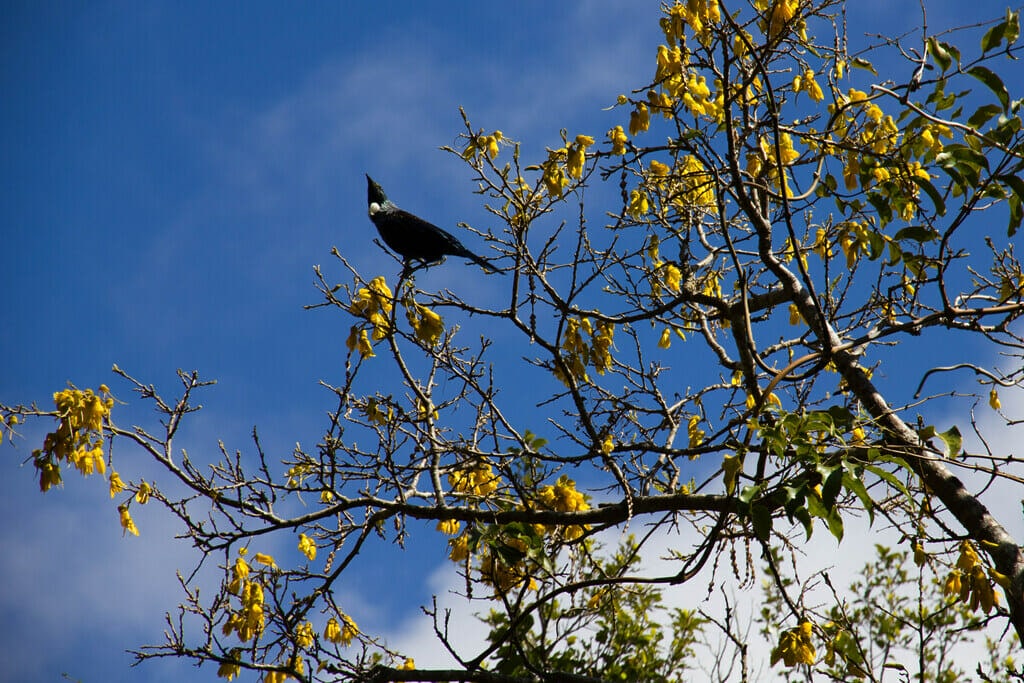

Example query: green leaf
[989,171,1023,236]
[937,425,963,457]
[981,19,1008,53]
[825,508,844,541]
[967,103,1003,130]
[826,405,854,429]
[927,37,952,72]
[894,225,940,243]
[821,466,844,509]
[867,192,893,226]
[1008,189,1022,237]
[864,463,911,499]
[850,57,877,76]
[909,176,946,216]
[842,472,875,523]
[738,483,762,505]
[1006,9,1021,46]
[967,66,1010,110]
[999,172,1024,205]
[751,503,772,542]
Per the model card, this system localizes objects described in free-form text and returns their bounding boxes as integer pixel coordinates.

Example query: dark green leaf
[1007,189,1022,237]
[751,503,772,542]
[825,508,844,541]
[821,466,844,509]
[826,405,854,428]
[981,19,1008,53]
[738,484,761,505]
[867,193,893,225]
[842,472,875,523]
[999,172,1024,203]
[968,103,1004,129]
[998,173,1024,237]
[968,66,1010,110]
[909,176,946,216]
[894,224,940,242]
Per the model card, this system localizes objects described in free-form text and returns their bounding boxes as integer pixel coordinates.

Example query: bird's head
[366,174,391,216]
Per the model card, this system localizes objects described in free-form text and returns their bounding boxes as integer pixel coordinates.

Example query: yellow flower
[913,541,927,566]
[324,617,342,644]
[658,328,673,349]
[767,0,799,41]
[135,480,151,504]
[436,519,461,535]
[795,68,824,102]
[851,426,866,445]
[297,534,317,561]
[629,103,650,135]
[448,462,501,497]
[228,556,250,595]
[399,658,416,670]
[216,651,242,681]
[687,415,705,448]
[627,189,649,218]
[607,125,628,155]
[118,504,139,536]
[649,159,671,177]
[339,615,359,645]
[346,326,375,359]
[989,388,1001,411]
[253,552,276,569]
[448,533,470,562]
[541,155,568,197]
[407,303,444,346]
[109,471,125,498]
[295,621,315,649]
[771,621,817,666]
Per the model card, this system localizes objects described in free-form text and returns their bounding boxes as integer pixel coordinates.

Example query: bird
[365,174,497,273]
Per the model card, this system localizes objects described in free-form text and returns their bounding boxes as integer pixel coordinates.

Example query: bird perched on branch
[366,174,497,273]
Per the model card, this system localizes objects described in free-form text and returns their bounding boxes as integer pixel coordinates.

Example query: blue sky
[2,2,1022,681]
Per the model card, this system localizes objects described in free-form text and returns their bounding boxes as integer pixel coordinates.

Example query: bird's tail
[466,251,499,274]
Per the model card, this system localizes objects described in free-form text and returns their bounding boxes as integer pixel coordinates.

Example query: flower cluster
[554,316,616,387]
[346,276,393,359]
[661,0,721,46]
[944,540,1002,614]
[462,130,504,161]
[324,613,359,646]
[747,132,801,197]
[404,301,444,347]
[479,543,539,594]
[222,551,268,643]
[35,386,114,491]
[770,621,817,667]
[792,68,824,102]
[448,461,502,499]
[537,475,591,541]
[539,133,595,198]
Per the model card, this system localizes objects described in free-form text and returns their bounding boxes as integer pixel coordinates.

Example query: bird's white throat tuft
[368,202,381,216]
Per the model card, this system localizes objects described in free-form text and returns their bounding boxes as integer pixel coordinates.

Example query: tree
[3,0,1024,680]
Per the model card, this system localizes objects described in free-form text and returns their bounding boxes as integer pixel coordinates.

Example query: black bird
[366,174,497,273]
